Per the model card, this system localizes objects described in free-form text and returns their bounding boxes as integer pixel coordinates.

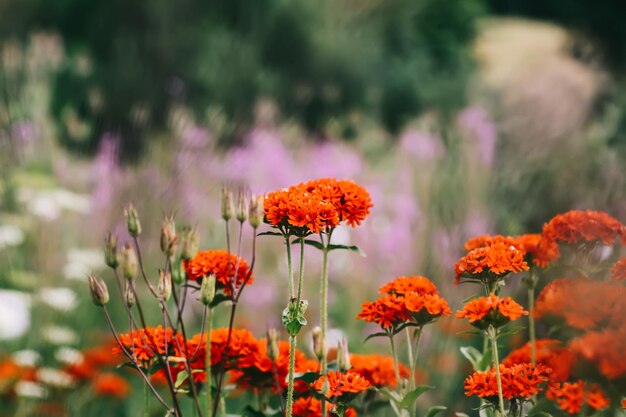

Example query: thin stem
[132,236,159,297]
[389,335,402,393]
[286,238,306,417]
[527,267,538,367]
[206,306,213,417]
[144,379,150,417]
[489,328,506,417]
[405,328,415,391]
[319,232,331,417]
[286,236,294,298]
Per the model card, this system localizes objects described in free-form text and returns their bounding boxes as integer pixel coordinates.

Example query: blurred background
[1,0,626,415]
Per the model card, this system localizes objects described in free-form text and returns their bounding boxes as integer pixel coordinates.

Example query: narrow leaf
[398,385,434,408]
[425,406,447,417]
[327,244,366,257]
[364,332,389,343]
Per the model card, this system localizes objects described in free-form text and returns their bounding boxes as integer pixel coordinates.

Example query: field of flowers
[1,6,626,417]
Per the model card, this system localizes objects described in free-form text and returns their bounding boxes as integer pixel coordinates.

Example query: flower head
[292,397,357,417]
[379,276,439,296]
[611,258,626,282]
[455,242,528,285]
[502,339,575,382]
[456,294,527,329]
[547,381,609,414]
[184,250,252,296]
[92,373,130,398]
[513,233,560,267]
[113,326,183,365]
[311,370,370,401]
[464,364,551,400]
[349,354,410,387]
[542,210,625,246]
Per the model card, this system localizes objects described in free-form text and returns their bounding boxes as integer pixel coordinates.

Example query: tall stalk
[286,238,305,417]
[319,231,331,417]
[527,267,538,367]
[205,306,213,417]
[488,326,506,417]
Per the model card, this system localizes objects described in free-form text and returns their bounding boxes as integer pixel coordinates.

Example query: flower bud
[158,270,172,301]
[248,195,264,229]
[312,326,324,361]
[104,233,119,269]
[266,328,279,360]
[160,215,177,256]
[221,186,234,221]
[124,283,135,308]
[171,258,186,284]
[88,275,109,306]
[321,378,330,396]
[180,227,199,261]
[337,338,351,372]
[236,190,248,223]
[120,244,138,281]
[200,274,216,306]
[124,203,141,237]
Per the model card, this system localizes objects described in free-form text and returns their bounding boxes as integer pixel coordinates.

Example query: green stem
[320,235,330,417]
[489,328,506,417]
[528,285,536,367]
[144,379,150,417]
[389,335,402,394]
[286,236,294,298]
[286,238,305,417]
[405,328,416,391]
[206,306,213,417]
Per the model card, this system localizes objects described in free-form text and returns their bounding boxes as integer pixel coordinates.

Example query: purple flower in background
[458,106,497,165]
[305,142,363,179]
[399,129,445,161]
[90,133,120,212]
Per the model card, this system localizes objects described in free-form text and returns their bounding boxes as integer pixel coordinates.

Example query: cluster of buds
[222,185,264,229]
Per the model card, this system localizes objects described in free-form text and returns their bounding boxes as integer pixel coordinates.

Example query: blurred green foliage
[1,0,485,158]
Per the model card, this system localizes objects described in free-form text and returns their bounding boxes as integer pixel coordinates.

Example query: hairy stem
[206,306,213,417]
[286,238,306,417]
[489,328,506,417]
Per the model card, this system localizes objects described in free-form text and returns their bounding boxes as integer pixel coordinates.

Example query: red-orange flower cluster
[464,364,551,400]
[502,339,575,382]
[92,372,130,398]
[292,397,357,417]
[184,249,252,295]
[542,210,626,246]
[547,381,609,414]
[455,241,528,285]
[264,178,373,234]
[456,294,527,329]
[349,354,410,387]
[513,233,560,267]
[113,326,184,364]
[569,326,626,379]
[357,276,451,330]
[611,258,626,282]
[311,370,370,400]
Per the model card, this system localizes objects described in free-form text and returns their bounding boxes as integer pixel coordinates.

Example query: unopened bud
[200,274,216,306]
[88,275,109,306]
[124,283,135,307]
[337,339,351,371]
[158,270,172,301]
[266,328,279,360]
[120,244,138,281]
[321,378,330,396]
[124,203,141,237]
[180,227,199,261]
[248,195,264,229]
[104,233,119,269]
[171,258,186,284]
[312,326,324,360]
[221,186,234,221]
[160,216,177,256]
[236,190,248,223]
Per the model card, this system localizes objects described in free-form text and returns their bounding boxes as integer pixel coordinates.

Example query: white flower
[39,287,78,311]
[18,187,91,221]
[12,350,41,367]
[0,290,31,340]
[36,368,75,388]
[15,381,47,398]
[42,325,78,345]
[0,224,24,249]
[55,347,84,365]
[64,248,104,280]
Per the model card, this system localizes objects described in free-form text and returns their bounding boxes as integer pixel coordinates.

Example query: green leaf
[497,325,525,339]
[374,387,402,403]
[460,346,483,370]
[425,406,447,417]
[257,231,284,237]
[302,239,325,250]
[398,385,434,408]
[209,293,233,308]
[294,371,320,384]
[174,370,189,389]
[363,332,388,343]
[116,361,138,370]
[327,244,366,257]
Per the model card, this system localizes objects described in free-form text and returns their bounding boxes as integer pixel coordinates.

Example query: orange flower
[513,234,560,267]
[312,370,370,400]
[184,249,252,295]
[92,372,130,398]
[292,397,357,417]
[66,343,120,380]
[611,258,626,282]
[464,364,551,400]
[542,210,626,246]
[456,294,527,329]
[547,381,609,414]
[621,399,626,409]
[379,276,439,296]
[569,326,626,379]
[404,292,452,319]
[502,339,575,382]
[264,178,372,234]
[534,278,625,330]
[356,294,410,330]
[454,242,528,285]
[113,326,183,364]
[464,235,518,251]
[349,354,410,387]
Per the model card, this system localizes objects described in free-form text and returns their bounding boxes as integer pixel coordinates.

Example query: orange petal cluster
[455,241,528,285]
[357,276,450,330]
[92,372,130,398]
[502,339,575,382]
[542,210,626,246]
[183,249,252,295]
[464,364,551,400]
[311,370,370,399]
[349,354,410,387]
[569,326,626,379]
[456,294,527,328]
[264,178,373,234]
[113,326,184,364]
[292,397,357,417]
[547,381,609,414]
[513,233,560,267]
[611,257,626,282]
